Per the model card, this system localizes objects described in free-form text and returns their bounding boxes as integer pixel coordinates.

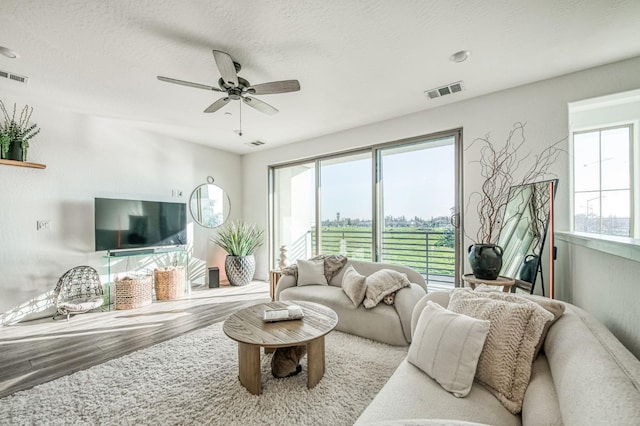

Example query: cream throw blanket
[363,269,410,309]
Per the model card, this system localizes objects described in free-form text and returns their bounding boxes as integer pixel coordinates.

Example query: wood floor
[0,282,271,399]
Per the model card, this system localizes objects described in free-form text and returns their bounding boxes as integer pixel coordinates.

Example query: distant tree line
[322,214,452,229]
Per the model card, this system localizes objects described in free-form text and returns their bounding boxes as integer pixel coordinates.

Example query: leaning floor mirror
[497,179,558,297]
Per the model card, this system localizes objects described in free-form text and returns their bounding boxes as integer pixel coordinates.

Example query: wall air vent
[0,70,28,84]
[424,81,464,99]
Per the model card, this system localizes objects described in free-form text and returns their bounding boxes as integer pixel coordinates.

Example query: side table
[269,269,282,301]
[462,274,516,293]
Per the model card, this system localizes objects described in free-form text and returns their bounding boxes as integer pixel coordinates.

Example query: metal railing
[284,228,455,285]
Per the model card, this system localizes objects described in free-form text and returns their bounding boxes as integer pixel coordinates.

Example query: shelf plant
[0,100,40,161]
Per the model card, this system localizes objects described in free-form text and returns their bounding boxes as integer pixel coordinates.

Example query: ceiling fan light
[450,50,470,63]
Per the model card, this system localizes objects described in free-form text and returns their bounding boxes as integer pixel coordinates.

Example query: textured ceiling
[1,0,640,154]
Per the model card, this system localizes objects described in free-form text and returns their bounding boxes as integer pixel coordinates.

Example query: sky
[320,141,455,220]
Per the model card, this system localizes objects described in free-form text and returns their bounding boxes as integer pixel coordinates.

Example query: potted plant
[466,122,563,279]
[0,100,40,162]
[211,221,264,286]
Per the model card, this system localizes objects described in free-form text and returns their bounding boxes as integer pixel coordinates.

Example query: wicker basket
[115,274,153,310]
[154,266,185,301]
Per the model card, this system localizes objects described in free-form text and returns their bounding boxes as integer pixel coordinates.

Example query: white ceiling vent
[246,140,265,147]
[0,70,29,84]
[424,81,464,99]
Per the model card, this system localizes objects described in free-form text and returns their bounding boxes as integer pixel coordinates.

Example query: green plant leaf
[210,221,264,256]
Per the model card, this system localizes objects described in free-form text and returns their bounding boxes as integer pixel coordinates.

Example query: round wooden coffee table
[223,300,338,395]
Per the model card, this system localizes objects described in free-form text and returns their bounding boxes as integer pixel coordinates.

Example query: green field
[311,226,455,277]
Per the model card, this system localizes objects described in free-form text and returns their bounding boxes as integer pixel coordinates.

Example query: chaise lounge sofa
[275,259,428,346]
[355,290,640,425]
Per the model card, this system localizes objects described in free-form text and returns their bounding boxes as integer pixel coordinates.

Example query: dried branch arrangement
[466,122,564,244]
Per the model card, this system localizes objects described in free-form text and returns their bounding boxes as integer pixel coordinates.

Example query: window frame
[571,124,634,237]
[267,128,463,286]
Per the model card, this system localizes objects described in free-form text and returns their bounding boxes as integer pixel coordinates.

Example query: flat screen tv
[95,197,187,252]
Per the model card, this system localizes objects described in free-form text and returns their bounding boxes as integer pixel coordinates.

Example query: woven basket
[115,274,153,310]
[154,266,185,301]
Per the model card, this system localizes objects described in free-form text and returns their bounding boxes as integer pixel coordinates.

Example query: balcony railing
[285,228,455,285]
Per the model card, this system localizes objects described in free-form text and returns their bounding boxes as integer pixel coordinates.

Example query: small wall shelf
[0,159,46,169]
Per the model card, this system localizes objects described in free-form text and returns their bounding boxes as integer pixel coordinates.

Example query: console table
[102,247,189,310]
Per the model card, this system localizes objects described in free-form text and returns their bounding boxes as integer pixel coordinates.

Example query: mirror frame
[189,181,231,228]
[498,179,558,295]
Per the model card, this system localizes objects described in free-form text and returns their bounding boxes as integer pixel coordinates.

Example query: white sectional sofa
[355,290,640,425]
[275,259,428,346]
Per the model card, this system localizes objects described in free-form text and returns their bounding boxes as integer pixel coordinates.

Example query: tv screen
[94,198,187,252]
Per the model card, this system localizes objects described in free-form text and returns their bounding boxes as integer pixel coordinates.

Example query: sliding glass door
[377,136,456,286]
[271,162,316,266]
[319,153,373,260]
[269,130,461,287]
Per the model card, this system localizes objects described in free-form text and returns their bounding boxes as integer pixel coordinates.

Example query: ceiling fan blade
[157,76,222,92]
[204,97,231,113]
[212,50,238,87]
[247,80,301,95]
[242,96,278,115]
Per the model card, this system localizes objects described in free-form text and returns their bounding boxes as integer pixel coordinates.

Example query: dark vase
[468,244,503,280]
[6,140,23,161]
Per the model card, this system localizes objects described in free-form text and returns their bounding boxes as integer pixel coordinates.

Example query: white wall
[243,56,640,357]
[0,94,242,324]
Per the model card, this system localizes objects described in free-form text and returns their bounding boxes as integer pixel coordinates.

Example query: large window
[271,162,316,263]
[378,139,456,283]
[573,125,632,237]
[269,131,461,287]
[319,153,373,260]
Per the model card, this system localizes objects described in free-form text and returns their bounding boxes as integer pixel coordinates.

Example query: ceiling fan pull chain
[238,98,243,136]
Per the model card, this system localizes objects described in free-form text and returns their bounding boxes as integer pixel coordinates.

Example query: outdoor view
[272,135,457,285]
[573,126,631,237]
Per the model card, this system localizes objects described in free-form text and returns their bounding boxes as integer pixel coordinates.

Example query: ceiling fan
[157,50,300,116]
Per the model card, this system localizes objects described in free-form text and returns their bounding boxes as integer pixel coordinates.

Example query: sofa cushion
[364,269,410,309]
[296,258,328,286]
[544,304,640,425]
[57,297,104,313]
[521,353,562,426]
[408,301,490,397]
[448,288,554,414]
[279,285,409,346]
[341,265,367,307]
[354,360,520,426]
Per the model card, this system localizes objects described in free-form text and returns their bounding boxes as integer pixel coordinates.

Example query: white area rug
[0,321,408,425]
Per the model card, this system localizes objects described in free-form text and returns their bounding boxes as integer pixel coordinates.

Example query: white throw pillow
[407,301,490,398]
[341,265,367,307]
[296,259,328,286]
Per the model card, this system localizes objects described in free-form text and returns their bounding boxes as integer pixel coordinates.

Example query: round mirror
[189,182,231,228]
